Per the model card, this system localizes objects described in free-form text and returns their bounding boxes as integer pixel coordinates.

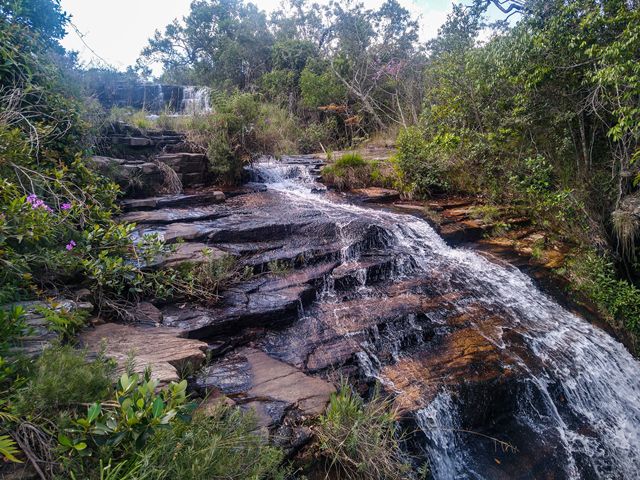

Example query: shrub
[298,119,338,154]
[567,251,640,334]
[63,372,191,457]
[130,403,287,480]
[395,127,451,197]
[16,345,114,415]
[321,153,371,190]
[65,402,288,480]
[170,252,251,305]
[35,304,89,342]
[0,306,28,354]
[184,93,299,184]
[315,385,412,480]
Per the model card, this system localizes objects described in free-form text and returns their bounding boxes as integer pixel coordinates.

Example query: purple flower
[61,203,72,210]
[65,240,77,251]
[26,194,53,212]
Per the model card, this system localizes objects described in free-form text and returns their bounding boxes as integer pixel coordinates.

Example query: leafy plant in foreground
[63,371,192,458]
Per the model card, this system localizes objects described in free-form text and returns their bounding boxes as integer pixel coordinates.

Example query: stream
[246,158,640,479]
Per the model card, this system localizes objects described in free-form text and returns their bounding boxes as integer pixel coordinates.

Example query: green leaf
[152,397,165,418]
[87,402,101,423]
[58,433,73,448]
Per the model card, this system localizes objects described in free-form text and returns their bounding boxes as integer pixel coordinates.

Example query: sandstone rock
[135,302,163,325]
[195,347,335,428]
[352,187,400,203]
[119,205,231,225]
[80,323,207,386]
[120,192,225,212]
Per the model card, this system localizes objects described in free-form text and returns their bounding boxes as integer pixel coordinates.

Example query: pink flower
[65,240,77,251]
[61,203,72,210]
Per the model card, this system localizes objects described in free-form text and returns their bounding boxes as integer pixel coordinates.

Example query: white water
[251,160,640,479]
[181,86,212,115]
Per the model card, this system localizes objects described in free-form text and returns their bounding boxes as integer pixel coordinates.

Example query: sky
[59,0,456,73]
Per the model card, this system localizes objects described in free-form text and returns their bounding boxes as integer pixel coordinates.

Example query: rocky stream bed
[80,154,640,479]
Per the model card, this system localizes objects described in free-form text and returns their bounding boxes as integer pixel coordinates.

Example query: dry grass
[154,160,182,194]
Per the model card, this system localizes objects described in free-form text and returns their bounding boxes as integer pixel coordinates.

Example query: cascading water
[249,158,640,479]
[181,86,212,115]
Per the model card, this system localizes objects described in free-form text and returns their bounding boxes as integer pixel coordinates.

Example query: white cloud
[60,0,455,71]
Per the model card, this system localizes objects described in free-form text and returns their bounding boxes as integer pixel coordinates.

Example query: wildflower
[26,193,53,212]
[61,203,72,210]
[65,240,77,251]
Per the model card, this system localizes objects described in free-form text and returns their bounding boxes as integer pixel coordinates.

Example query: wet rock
[119,205,231,225]
[120,192,225,212]
[331,255,399,290]
[162,282,316,339]
[224,183,268,198]
[80,323,207,386]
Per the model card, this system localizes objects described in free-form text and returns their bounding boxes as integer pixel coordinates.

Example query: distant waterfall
[181,86,212,115]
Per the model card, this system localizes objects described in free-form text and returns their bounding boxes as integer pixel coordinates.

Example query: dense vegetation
[396,0,640,341]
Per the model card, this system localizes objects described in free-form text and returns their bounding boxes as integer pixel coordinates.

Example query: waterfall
[250,158,640,479]
[181,86,212,115]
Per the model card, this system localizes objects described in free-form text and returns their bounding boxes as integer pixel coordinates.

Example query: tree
[0,0,69,46]
[141,0,273,88]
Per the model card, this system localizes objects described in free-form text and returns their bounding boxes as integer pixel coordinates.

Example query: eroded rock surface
[195,347,335,428]
[80,323,207,385]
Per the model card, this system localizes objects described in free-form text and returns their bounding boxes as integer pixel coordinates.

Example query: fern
[0,434,21,463]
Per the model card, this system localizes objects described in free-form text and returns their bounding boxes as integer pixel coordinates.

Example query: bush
[16,345,114,415]
[133,403,287,480]
[315,385,412,480]
[170,252,252,305]
[321,153,370,190]
[62,372,191,458]
[65,402,288,480]
[298,119,338,153]
[184,93,299,184]
[568,251,640,334]
[35,304,89,342]
[395,127,451,197]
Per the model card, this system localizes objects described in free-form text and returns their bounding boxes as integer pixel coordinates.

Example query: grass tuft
[315,384,413,480]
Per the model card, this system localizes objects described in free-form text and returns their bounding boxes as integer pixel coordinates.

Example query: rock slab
[196,347,335,427]
[80,323,208,385]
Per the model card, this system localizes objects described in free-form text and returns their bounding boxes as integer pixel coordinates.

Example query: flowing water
[249,158,640,479]
[181,86,212,115]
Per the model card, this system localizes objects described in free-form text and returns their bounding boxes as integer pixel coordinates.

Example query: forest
[2,0,640,478]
